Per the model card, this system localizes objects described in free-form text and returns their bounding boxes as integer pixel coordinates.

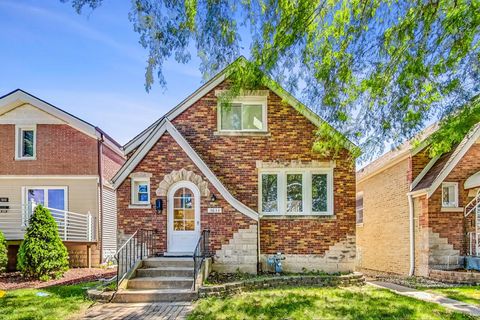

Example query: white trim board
[112,119,259,221]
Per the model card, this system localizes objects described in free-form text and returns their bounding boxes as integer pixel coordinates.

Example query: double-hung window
[131,178,150,205]
[16,125,36,160]
[218,96,267,132]
[356,192,364,224]
[260,169,334,215]
[442,182,458,208]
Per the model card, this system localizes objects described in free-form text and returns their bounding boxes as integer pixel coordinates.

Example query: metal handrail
[193,229,210,291]
[115,229,157,288]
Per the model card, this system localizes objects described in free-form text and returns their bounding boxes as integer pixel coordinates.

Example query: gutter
[408,194,415,276]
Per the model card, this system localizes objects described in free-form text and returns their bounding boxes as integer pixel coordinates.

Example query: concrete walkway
[368,281,480,317]
[83,302,193,320]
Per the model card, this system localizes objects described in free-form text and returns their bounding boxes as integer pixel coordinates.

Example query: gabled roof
[123,56,355,155]
[0,89,122,154]
[112,119,259,221]
[357,123,437,183]
[411,123,480,196]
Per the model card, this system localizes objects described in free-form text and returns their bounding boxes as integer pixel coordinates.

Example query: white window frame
[441,182,459,208]
[15,125,36,160]
[356,191,364,224]
[259,168,334,216]
[23,186,68,210]
[217,96,268,133]
[131,177,150,205]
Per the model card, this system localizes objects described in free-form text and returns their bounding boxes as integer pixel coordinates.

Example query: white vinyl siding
[102,187,117,262]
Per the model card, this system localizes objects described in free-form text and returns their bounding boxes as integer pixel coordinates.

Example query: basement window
[442,182,458,208]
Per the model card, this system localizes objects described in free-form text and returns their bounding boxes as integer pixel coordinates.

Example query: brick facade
[117,79,356,273]
[358,137,480,277]
[0,124,98,175]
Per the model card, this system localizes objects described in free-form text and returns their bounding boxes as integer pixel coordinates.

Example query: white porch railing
[14,202,96,242]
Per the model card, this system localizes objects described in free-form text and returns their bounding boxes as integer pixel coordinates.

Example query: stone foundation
[261,235,356,273]
[429,269,480,284]
[213,225,258,274]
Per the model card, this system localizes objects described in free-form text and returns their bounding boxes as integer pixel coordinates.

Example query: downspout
[257,217,261,274]
[97,131,105,264]
[408,194,415,276]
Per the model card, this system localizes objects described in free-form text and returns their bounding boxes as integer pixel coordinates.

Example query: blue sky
[0,0,221,144]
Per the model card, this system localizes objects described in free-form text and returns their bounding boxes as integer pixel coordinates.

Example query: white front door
[167,181,200,254]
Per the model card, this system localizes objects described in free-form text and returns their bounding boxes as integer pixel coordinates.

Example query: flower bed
[0,268,116,291]
[199,272,364,298]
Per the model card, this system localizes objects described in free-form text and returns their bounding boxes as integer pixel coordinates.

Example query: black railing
[193,229,211,291]
[115,229,156,288]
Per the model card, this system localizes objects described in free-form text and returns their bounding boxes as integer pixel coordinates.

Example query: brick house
[112,59,357,274]
[0,89,125,270]
[357,123,480,277]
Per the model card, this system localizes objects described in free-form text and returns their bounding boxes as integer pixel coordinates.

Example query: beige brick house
[357,123,480,277]
[0,89,125,270]
[112,57,357,275]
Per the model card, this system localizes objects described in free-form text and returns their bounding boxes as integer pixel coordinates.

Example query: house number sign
[207,207,222,214]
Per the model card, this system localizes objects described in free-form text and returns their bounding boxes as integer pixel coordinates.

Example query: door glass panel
[48,189,65,210]
[27,189,45,205]
[172,187,196,231]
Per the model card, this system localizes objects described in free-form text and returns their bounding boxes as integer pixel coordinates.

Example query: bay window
[259,169,334,215]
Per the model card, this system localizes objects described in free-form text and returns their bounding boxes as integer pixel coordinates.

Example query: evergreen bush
[0,230,7,273]
[17,205,69,280]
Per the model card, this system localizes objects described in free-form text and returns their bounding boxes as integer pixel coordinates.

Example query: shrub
[17,205,69,280]
[0,230,7,273]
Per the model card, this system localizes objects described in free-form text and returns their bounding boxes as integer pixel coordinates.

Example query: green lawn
[188,286,478,320]
[420,286,480,306]
[0,282,97,320]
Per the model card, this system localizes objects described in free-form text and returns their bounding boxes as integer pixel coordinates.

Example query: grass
[188,286,478,320]
[0,281,98,320]
[419,286,480,306]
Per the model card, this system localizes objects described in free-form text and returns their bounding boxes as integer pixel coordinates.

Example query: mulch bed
[0,268,116,291]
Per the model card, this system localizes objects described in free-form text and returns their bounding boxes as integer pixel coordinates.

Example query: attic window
[15,125,36,160]
[217,96,267,132]
[442,182,458,208]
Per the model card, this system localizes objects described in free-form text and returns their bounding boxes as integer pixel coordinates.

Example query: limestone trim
[156,168,210,197]
[256,160,336,169]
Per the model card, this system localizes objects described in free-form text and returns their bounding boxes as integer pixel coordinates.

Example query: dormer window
[216,94,267,133]
[15,125,36,160]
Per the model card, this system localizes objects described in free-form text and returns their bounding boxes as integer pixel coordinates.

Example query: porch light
[210,193,217,203]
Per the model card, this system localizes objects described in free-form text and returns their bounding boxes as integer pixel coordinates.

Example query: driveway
[83,302,193,320]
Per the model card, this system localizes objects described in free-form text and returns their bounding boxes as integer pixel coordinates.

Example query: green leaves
[17,205,69,280]
[0,230,6,273]
[63,0,480,160]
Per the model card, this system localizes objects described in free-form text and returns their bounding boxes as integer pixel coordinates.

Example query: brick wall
[356,158,411,275]
[427,143,480,255]
[410,150,431,182]
[117,79,355,272]
[117,133,256,256]
[172,81,355,256]
[0,124,98,175]
[102,144,125,182]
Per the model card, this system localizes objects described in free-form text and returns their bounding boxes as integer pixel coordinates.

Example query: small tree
[0,230,7,273]
[17,205,69,280]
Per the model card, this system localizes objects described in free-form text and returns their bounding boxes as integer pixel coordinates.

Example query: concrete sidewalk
[368,281,480,317]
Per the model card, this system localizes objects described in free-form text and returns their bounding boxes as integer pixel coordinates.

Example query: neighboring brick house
[112,59,357,274]
[0,89,125,270]
[357,123,480,277]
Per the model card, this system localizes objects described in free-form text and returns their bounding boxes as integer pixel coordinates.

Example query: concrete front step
[127,277,193,290]
[136,267,194,278]
[113,288,197,303]
[142,257,194,268]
